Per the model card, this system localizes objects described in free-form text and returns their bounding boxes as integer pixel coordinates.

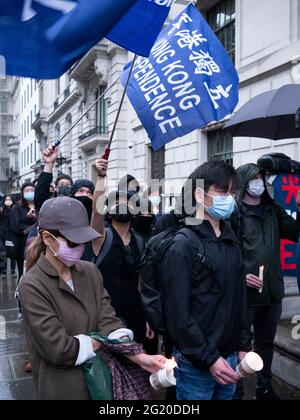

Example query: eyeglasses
[209,188,236,198]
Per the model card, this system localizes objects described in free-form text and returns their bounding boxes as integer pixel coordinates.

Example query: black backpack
[140,226,211,335]
[257,153,300,174]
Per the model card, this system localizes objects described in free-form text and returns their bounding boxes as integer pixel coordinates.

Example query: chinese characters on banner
[121,3,239,150]
[274,174,300,276]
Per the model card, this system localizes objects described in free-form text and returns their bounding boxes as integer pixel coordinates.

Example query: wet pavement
[0,267,299,400]
[0,269,34,400]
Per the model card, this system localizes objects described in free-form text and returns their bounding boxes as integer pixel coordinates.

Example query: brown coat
[19,254,124,400]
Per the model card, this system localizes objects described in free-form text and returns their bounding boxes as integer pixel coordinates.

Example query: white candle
[150,358,177,391]
[258,266,264,293]
[236,352,264,378]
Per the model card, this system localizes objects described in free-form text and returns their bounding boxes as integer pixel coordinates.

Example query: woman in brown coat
[19,197,166,400]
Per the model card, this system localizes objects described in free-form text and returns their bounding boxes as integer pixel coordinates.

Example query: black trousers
[234,302,282,399]
[249,302,282,390]
[16,238,27,280]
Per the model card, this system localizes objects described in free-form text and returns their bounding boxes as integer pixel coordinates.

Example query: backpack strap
[94,227,114,267]
[179,227,213,277]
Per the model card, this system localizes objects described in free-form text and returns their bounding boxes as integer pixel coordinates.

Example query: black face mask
[109,203,135,223]
[132,215,155,236]
[57,185,71,197]
[75,196,93,221]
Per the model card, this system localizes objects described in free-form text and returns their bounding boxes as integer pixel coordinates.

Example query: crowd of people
[0,144,299,401]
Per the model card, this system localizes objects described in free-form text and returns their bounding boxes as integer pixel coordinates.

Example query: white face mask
[149,196,161,207]
[247,179,265,198]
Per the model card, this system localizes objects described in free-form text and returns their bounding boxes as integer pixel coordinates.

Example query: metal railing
[79,126,109,142]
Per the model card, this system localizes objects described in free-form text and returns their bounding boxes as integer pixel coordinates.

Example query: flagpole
[52,78,119,149]
[103,54,137,160]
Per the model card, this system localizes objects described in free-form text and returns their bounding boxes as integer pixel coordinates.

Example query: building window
[27,115,29,135]
[207,129,233,165]
[27,147,29,167]
[31,79,33,97]
[207,0,235,62]
[65,114,72,158]
[55,123,60,141]
[96,86,107,134]
[30,111,33,126]
[30,144,33,164]
[151,147,165,181]
[34,140,37,162]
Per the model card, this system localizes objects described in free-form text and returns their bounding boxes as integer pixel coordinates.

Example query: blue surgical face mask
[205,193,236,220]
[23,192,35,202]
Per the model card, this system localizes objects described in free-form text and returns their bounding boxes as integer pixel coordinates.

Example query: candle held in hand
[258,266,264,293]
[150,358,177,391]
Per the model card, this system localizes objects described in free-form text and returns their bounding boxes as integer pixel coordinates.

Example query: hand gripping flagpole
[103,54,137,160]
[52,54,137,162]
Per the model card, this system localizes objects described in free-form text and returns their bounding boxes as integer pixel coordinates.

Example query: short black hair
[55,173,73,187]
[187,160,237,209]
[20,182,35,207]
[190,160,237,192]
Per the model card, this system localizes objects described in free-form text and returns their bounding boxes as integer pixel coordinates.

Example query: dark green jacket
[231,164,300,306]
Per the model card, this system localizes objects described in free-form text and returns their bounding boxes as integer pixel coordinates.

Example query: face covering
[75,196,93,221]
[132,215,155,236]
[23,192,35,202]
[50,235,85,267]
[149,196,161,207]
[205,194,236,220]
[4,200,13,207]
[247,179,265,198]
[109,203,135,223]
[57,185,71,197]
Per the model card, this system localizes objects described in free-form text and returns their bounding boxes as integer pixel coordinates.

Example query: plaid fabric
[100,342,153,400]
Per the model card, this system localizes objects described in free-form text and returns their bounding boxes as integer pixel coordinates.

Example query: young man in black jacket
[231,163,300,400]
[161,161,251,401]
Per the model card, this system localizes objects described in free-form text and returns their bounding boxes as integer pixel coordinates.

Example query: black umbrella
[225,84,300,139]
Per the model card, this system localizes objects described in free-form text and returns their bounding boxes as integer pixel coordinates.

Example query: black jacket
[35,172,53,211]
[0,205,10,240]
[161,220,251,370]
[10,203,36,236]
[231,163,300,306]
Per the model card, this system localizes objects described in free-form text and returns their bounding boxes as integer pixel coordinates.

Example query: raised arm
[91,154,108,256]
[35,146,59,211]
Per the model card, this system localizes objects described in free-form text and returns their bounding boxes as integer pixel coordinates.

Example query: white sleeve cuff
[74,335,96,366]
[108,328,134,341]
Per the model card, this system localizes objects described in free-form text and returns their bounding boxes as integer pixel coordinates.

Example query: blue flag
[121,4,239,150]
[0,0,171,79]
[107,0,173,57]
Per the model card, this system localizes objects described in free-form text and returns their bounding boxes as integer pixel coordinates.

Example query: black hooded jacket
[231,163,300,306]
[160,220,251,370]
